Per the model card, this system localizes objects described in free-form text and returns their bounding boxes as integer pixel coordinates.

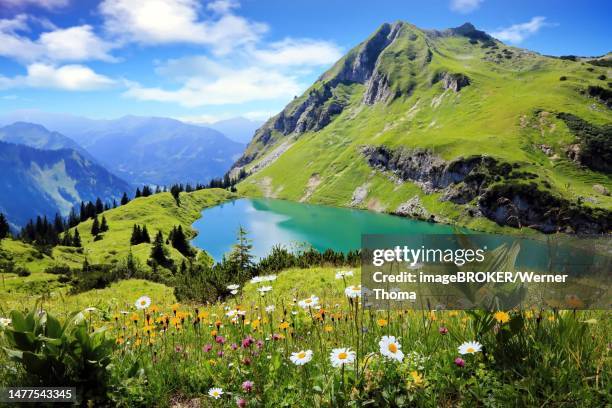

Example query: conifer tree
[150,230,171,266]
[130,224,142,245]
[95,198,104,214]
[120,192,129,205]
[135,188,142,198]
[91,216,100,236]
[169,225,192,257]
[0,213,10,239]
[73,229,81,247]
[228,226,253,280]
[141,225,150,243]
[100,216,109,232]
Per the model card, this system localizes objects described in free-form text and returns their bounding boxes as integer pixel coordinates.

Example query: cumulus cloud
[99,0,267,55]
[0,63,116,91]
[124,66,302,107]
[252,39,342,66]
[491,17,549,43]
[450,0,483,14]
[0,16,115,63]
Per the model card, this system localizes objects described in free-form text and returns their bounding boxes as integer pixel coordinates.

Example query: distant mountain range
[0,113,247,186]
[206,117,264,144]
[0,140,131,227]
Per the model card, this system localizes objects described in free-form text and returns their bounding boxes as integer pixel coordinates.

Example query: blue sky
[0,0,610,123]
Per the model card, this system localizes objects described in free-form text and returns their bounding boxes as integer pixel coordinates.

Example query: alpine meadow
[0,3,610,407]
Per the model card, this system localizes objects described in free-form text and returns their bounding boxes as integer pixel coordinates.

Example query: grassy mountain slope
[0,188,235,310]
[235,22,611,233]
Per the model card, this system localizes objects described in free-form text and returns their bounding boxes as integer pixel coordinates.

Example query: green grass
[0,188,235,313]
[237,23,612,233]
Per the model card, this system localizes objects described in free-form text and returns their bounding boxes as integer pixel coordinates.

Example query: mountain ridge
[234,21,611,233]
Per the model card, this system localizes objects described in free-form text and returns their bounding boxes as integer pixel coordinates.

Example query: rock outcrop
[362,145,611,233]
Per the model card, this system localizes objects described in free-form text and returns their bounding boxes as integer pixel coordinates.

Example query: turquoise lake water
[191,198,459,260]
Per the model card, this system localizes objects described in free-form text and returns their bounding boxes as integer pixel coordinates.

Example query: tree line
[0,166,249,247]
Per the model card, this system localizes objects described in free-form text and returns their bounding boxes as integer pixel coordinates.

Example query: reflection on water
[191,198,457,261]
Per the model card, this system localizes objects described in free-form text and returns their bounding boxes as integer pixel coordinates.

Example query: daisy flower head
[250,276,264,284]
[135,295,151,310]
[265,305,275,313]
[330,347,355,367]
[230,289,239,295]
[257,286,273,294]
[379,335,404,362]
[345,285,362,298]
[227,284,240,291]
[290,349,313,365]
[298,295,320,309]
[335,270,354,279]
[458,341,482,355]
[0,317,11,329]
[208,387,223,399]
[262,274,277,282]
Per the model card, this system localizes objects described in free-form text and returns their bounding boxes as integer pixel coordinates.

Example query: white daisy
[208,387,223,399]
[298,295,320,309]
[335,270,354,279]
[330,347,355,367]
[262,274,277,282]
[135,295,151,310]
[227,284,240,291]
[230,289,238,295]
[344,285,362,298]
[290,349,313,365]
[458,341,482,355]
[250,276,264,284]
[84,307,96,312]
[257,286,273,293]
[265,305,276,313]
[379,335,404,362]
[0,317,11,328]
[226,309,238,318]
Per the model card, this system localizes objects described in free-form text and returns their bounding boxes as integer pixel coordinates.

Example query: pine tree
[142,185,152,197]
[95,198,104,214]
[100,216,109,232]
[61,230,73,246]
[130,224,142,245]
[120,192,129,205]
[53,213,65,234]
[228,226,253,280]
[141,225,150,243]
[73,229,81,247]
[0,213,10,239]
[135,188,142,198]
[91,216,100,236]
[150,230,170,266]
[170,185,181,206]
[169,225,192,257]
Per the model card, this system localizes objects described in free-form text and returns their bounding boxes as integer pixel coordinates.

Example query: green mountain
[234,22,611,234]
[0,141,131,227]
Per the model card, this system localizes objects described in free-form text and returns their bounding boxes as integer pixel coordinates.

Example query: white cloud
[252,39,342,66]
[207,0,239,14]
[99,0,267,55]
[39,26,116,62]
[0,0,68,9]
[125,66,301,107]
[450,0,483,14]
[0,63,116,91]
[0,16,115,63]
[491,17,549,43]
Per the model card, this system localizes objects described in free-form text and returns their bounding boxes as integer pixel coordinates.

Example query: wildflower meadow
[0,266,609,407]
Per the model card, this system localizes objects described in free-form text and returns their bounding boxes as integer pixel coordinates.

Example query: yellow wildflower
[493,311,510,324]
[377,318,388,327]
